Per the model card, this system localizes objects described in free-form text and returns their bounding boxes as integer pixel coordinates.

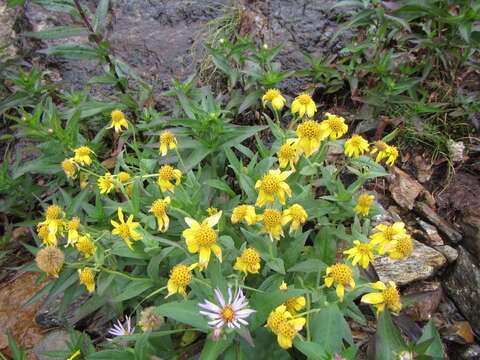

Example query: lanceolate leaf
[25,26,90,40]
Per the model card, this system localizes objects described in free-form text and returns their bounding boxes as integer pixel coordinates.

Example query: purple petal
[214,289,225,307]
[236,309,256,318]
[208,319,224,327]
[227,287,233,304]
[199,300,221,313]
[200,311,221,319]
[238,318,249,326]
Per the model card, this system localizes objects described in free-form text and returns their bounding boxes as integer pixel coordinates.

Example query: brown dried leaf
[453,321,474,344]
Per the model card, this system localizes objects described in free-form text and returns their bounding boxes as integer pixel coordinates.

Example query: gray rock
[444,247,480,334]
[36,295,89,328]
[0,3,22,58]
[374,239,446,286]
[415,202,462,243]
[416,218,444,245]
[461,345,480,360]
[432,244,458,263]
[33,329,70,360]
[459,215,480,261]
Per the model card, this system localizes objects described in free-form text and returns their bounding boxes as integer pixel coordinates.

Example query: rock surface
[36,294,89,328]
[444,247,480,334]
[415,202,462,244]
[404,281,443,321]
[373,239,446,286]
[33,329,71,360]
[388,166,425,210]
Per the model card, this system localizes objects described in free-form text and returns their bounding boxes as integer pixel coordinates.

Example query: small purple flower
[198,287,256,329]
[108,315,135,345]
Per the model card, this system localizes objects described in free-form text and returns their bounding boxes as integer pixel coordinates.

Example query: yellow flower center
[277,321,296,339]
[117,223,133,238]
[278,143,295,159]
[288,205,305,222]
[285,297,300,310]
[77,237,94,254]
[170,265,192,287]
[195,225,217,247]
[355,243,371,255]
[260,174,280,194]
[111,110,125,122]
[159,165,174,180]
[263,209,282,227]
[393,235,413,255]
[358,194,373,207]
[326,116,345,132]
[68,217,80,230]
[375,141,388,151]
[349,135,363,146]
[241,248,260,265]
[234,205,247,218]
[160,131,175,144]
[221,305,235,322]
[76,146,91,156]
[62,159,75,172]
[267,311,287,331]
[264,89,281,101]
[118,171,131,183]
[45,205,62,219]
[382,227,395,242]
[383,286,400,306]
[296,93,312,105]
[79,268,94,283]
[297,120,321,138]
[330,264,353,285]
[151,199,168,216]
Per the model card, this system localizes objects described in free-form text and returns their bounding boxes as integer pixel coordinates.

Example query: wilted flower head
[159,131,178,156]
[139,307,164,332]
[149,197,171,232]
[371,141,398,166]
[76,234,97,258]
[78,267,95,293]
[262,89,286,111]
[291,93,317,118]
[198,287,255,329]
[98,172,115,194]
[157,165,182,193]
[231,205,256,225]
[36,246,64,277]
[61,158,78,179]
[73,146,94,166]
[108,109,129,133]
[233,248,261,276]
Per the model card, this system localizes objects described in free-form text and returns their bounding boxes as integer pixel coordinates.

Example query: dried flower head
[139,307,164,332]
[36,246,64,277]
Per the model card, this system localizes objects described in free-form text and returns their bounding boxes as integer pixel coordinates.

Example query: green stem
[192,277,212,289]
[175,148,186,172]
[240,284,265,293]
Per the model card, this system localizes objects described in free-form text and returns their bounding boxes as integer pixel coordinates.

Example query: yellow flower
[66,217,80,247]
[262,89,286,111]
[291,93,317,118]
[166,263,197,298]
[61,158,77,179]
[371,141,398,166]
[35,246,64,277]
[39,205,65,246]
[231,205,257,225]
[117,171,133,196]
[265,305,291,334]
[385,234,413,259]
[207,207,219,216]
[361,281,401,315]
[149,197,171,232]
[73,146,94,166]
[108,109,129,133]
[369,222,407,253]
[159,131,178,156]
[283,204,308,233]
[319,113,348,140]
[279,281,288,290]
[277,139,300,170]
[45,204,63,220]
[66,350,81,360]
[355,194,375,216]
[279,283,306,315]
[255,169,292,207]
[296,120,326,157]
[76,234,96,258]
[37,223,51,245]
[97,172,115,194]
[233,248,261,276]
[182,211,222,269]
[78,267,95,293]
[276,317,306,349]
[257,208,287,241]
[343,240,375,269]
[385,145,399,166]
[324,263,355,300]
[111,208,142,249]
[80,172,89,189]
[344,134,370,157]
[157,165,182,193]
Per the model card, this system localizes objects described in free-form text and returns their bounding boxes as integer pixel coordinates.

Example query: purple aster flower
[198,287,256,329]
[108,315,135,345]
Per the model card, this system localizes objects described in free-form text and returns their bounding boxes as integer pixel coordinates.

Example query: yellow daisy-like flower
[265,305,292,334]
[231,205,257,225]
[369,222,407,253]
[277,139,300,170]
[255,169,292,207]
[233,248,261,276]
[117,171,133,196]
[343,240,375,269]
[291,93,317,118]
[66,217,80,247]
[36,223,51,245]
[75,234,96,258]
[279,283,306,316]
[182,211,222,269]
[38,205,65,246]
[207,207,219,216]
[354,193,375,216]
[61,158,77,179]
[97,172,115,194]
[371,141,399,166]
[276,317,306,349]
[319,113,348,140]
[361,281,402,315]
[324,263,356,300]
[108,109,129,133]
[157,165,182,193]
[149,197,171,232]
[385,145,399,166]
[111,208,142,249]
[295,120,326,158]
[166,263,197,298]
[344,134,370,157]
[159,131,178,156]
[262,89,286,111]
[78,267,95,293]
[385,234,413,259]
[257,208,287,241]
[73,146,94,166]
[283,204,308,233]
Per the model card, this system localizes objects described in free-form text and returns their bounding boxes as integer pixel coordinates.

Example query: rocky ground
[1,0,479,359]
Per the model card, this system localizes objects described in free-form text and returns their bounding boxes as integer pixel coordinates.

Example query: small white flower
[198,287,255,329]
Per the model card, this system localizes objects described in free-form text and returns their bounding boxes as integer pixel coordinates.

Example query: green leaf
[86,350,135,360]
[155,301,208,331]
[7,0,26,7]
[416,320,445,358]
[267,258,285,274]
[311,304,353,355]
[238,90,263,113]
[39,44,101,60]
[288,258,324,274]
[135,330,153,360]
[93,0,110,36]
[205,179,236,197]
[199,338,233,360]
[112,281,154,302]
[25,26,90,40]
[374,311,406,360]
[294,339,327,360]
